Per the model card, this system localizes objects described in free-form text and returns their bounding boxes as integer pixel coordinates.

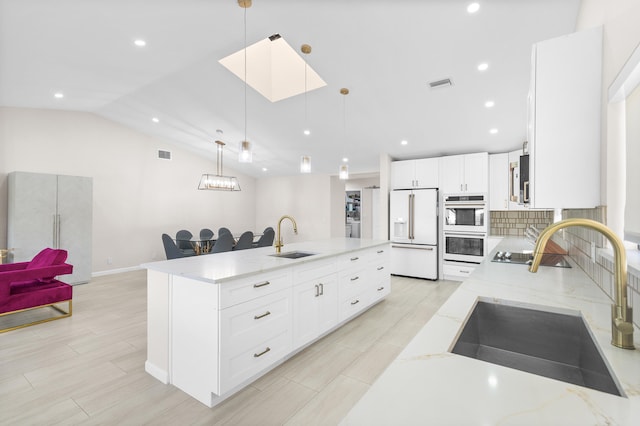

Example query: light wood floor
[0,270,459,425]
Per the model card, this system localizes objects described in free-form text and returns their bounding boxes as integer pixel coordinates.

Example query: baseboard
[92,265,142,277]
[145,361,169,384]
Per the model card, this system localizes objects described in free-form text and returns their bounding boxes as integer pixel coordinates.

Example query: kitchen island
[342,237,640,425]
[142,238,390,408]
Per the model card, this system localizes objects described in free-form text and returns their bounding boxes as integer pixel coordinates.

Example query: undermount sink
[269,251,317,259]
[450,299,624,397]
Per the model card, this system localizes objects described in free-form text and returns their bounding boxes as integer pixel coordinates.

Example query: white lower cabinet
[443,263,475,281]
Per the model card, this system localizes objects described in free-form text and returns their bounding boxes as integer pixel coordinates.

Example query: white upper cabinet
[391,158,439,189]
[528,26,602,209]
[439,152,488,194]
[489,153,509,211]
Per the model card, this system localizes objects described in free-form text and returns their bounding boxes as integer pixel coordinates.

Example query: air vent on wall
[429,78,453,89]
[158,150,172,160]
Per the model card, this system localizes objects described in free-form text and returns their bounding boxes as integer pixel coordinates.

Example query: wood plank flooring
[0,270,459,425]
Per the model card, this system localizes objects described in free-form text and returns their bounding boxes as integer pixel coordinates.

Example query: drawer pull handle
[350,276,359,281]
[350,257,359,261]
[253,347,271,358]
[460,270,470,274]
[377,266,384,271]
[377,250,384,254]
[377,286,385,291]
[253,281,271,288]
[351,299,360,306]
[254,311,271,320]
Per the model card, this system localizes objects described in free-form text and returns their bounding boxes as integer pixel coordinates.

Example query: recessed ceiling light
[401,140,408,145]
[485,100,495,108]
[134,39,147,47]
[467,3,480,14]
[53,92,64,99]
[303,129,311,136]
[152,117,159,123]
[477,63,489,71]
[490,128,498,134]
[342,157,349,163]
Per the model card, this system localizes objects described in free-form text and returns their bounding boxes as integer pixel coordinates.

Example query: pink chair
[0,248,73,333]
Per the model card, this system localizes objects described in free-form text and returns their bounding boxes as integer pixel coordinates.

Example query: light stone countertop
[142,238,389,283]
[342,237,640,425]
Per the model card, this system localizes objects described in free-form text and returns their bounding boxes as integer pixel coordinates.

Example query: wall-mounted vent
[429,78,453,89]
[158,150,172,160]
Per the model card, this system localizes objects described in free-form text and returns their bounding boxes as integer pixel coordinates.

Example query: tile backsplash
[489,210,554,236]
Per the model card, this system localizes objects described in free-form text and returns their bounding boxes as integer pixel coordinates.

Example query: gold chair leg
[0,299,73,333]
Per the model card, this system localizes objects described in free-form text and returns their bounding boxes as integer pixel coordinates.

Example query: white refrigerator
[389,188,438,279]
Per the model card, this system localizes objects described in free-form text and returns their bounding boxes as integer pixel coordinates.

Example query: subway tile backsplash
[489,210,554,236]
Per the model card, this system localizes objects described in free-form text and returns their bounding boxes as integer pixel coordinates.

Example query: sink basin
[269,251,317,259]
[450,299,624,396]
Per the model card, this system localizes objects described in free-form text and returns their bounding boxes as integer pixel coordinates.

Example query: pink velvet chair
[0,248,73,333]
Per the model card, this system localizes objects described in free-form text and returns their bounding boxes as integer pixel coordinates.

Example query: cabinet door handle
[253,281,271,288]
[351,299,360,306]
[350,276,359,281]
[253,347,271,358]
[465,183,468,191]
[460,184,463,191]
[319,283,324,296]
[377,266,384,271]
[315,284,320,297]
[377,250,384,254]
[377,286,385,291]
[350,256,359,261]
[254,311,271,320]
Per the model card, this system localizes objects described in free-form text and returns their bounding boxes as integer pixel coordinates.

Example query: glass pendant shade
[339,164,349,180]
[239,140,252,163]
[300,155,311,173]
[198,141,241,191]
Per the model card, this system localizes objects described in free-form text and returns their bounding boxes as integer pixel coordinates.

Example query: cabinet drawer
[219,327,292,394]
[293,257,337,284]
[220,288,291,356]
[339,267,368,300]
[371,281,391,303]
[338,250,372,269]
[220,270,292,309]
[443,263,475,280]
[339,290,370,322]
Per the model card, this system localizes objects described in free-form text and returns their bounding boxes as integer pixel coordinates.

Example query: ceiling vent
[429,78,453,89]
[158,150,172,160]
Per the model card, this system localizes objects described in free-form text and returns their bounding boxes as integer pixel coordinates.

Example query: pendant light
[339,88,349,180]
[238,0,253,163]
[198,140,241,191]
[300,43,312,174]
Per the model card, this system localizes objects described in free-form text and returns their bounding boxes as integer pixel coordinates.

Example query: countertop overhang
[142,238,390,283]
[342,237,640,425]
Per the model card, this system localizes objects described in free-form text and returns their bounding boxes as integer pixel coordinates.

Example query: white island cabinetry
[143,239,390,408]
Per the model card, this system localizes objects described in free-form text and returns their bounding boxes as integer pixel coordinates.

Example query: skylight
[219,34,326,103]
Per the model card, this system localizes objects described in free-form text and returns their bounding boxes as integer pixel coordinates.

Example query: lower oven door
[443,232,486,264]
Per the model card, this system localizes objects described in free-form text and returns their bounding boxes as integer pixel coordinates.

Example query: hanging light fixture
[238,0,253,163]
[301,43,312,136]
[198,140,241,191]
[300,155,311,173]
[339,87,349,180]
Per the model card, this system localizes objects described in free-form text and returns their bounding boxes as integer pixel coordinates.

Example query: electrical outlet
[107,257,113,265]
[590,242,596,263]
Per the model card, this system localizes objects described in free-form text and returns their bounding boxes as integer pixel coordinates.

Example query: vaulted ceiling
[0,0,581,177]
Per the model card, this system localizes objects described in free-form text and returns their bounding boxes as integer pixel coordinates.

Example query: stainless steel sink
[450,299,624,396]
[269,251,317,259]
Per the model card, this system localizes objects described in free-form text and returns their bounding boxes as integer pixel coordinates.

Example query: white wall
[577,0,640,238]
[0,107,256,272]
[255,174,341,246]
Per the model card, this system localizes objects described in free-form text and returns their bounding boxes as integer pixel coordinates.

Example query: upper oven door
[443,203,486,233]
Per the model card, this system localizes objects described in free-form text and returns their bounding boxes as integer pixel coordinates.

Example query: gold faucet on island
[529,218,634,349]
[275,215,298,254]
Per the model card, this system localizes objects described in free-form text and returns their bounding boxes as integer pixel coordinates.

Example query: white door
[389,190,411,243]
[412,189,438,245]
[464,153,489,193]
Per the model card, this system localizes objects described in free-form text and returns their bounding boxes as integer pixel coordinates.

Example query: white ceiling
[0,0,581,178]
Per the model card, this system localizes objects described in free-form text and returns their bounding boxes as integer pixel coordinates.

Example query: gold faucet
[275,215,298,254]
[529,218,634,349]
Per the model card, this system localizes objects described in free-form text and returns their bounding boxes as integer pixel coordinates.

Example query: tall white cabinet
[528,26,602,209]
[8,171,93,284]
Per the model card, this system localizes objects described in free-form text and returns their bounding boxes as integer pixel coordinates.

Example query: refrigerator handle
[409,193,415,240]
